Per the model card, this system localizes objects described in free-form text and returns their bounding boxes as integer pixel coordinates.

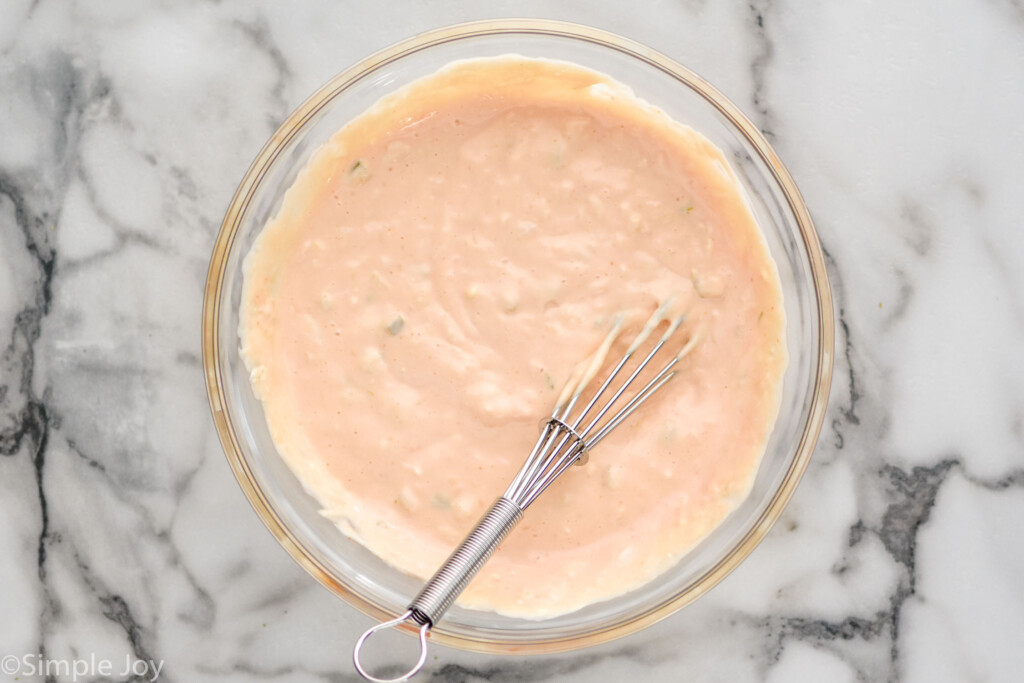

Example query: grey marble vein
[745,0,776,138]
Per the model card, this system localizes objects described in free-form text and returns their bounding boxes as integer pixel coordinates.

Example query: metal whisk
[353,301,699,682]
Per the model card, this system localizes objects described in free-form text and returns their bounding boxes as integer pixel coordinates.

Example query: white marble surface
[1,1,1022,681]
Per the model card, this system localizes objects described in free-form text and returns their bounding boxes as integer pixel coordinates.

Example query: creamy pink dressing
[241,58,785,617]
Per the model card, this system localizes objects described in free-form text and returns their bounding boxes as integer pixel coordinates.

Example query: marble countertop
[2,1,1021,681]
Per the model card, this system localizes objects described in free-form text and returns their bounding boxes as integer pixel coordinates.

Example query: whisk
[353,301,699,682]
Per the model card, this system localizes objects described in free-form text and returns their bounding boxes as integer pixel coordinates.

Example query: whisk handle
[408,496,523,626]
[353,498,522,682]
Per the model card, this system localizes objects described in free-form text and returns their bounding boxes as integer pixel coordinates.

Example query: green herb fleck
[685,206,694,213]
[544,372,555,390]
[348,159,371,184]
[387,316,405,335]
[758,310,764,322]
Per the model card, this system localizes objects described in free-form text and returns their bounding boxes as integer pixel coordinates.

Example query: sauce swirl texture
[241,57,786,617]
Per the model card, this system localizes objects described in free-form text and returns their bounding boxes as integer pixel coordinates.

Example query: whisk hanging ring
[352,610,430,683]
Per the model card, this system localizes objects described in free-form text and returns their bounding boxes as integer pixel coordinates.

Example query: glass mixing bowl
[202,19,833,655]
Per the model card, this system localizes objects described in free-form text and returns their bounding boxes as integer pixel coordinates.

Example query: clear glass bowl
[202,19,833,655]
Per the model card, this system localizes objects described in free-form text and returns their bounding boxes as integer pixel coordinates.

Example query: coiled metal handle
[409,496,522,624]
[353,497,523,682]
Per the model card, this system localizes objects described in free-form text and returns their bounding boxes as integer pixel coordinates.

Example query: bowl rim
[202,17,834,655]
